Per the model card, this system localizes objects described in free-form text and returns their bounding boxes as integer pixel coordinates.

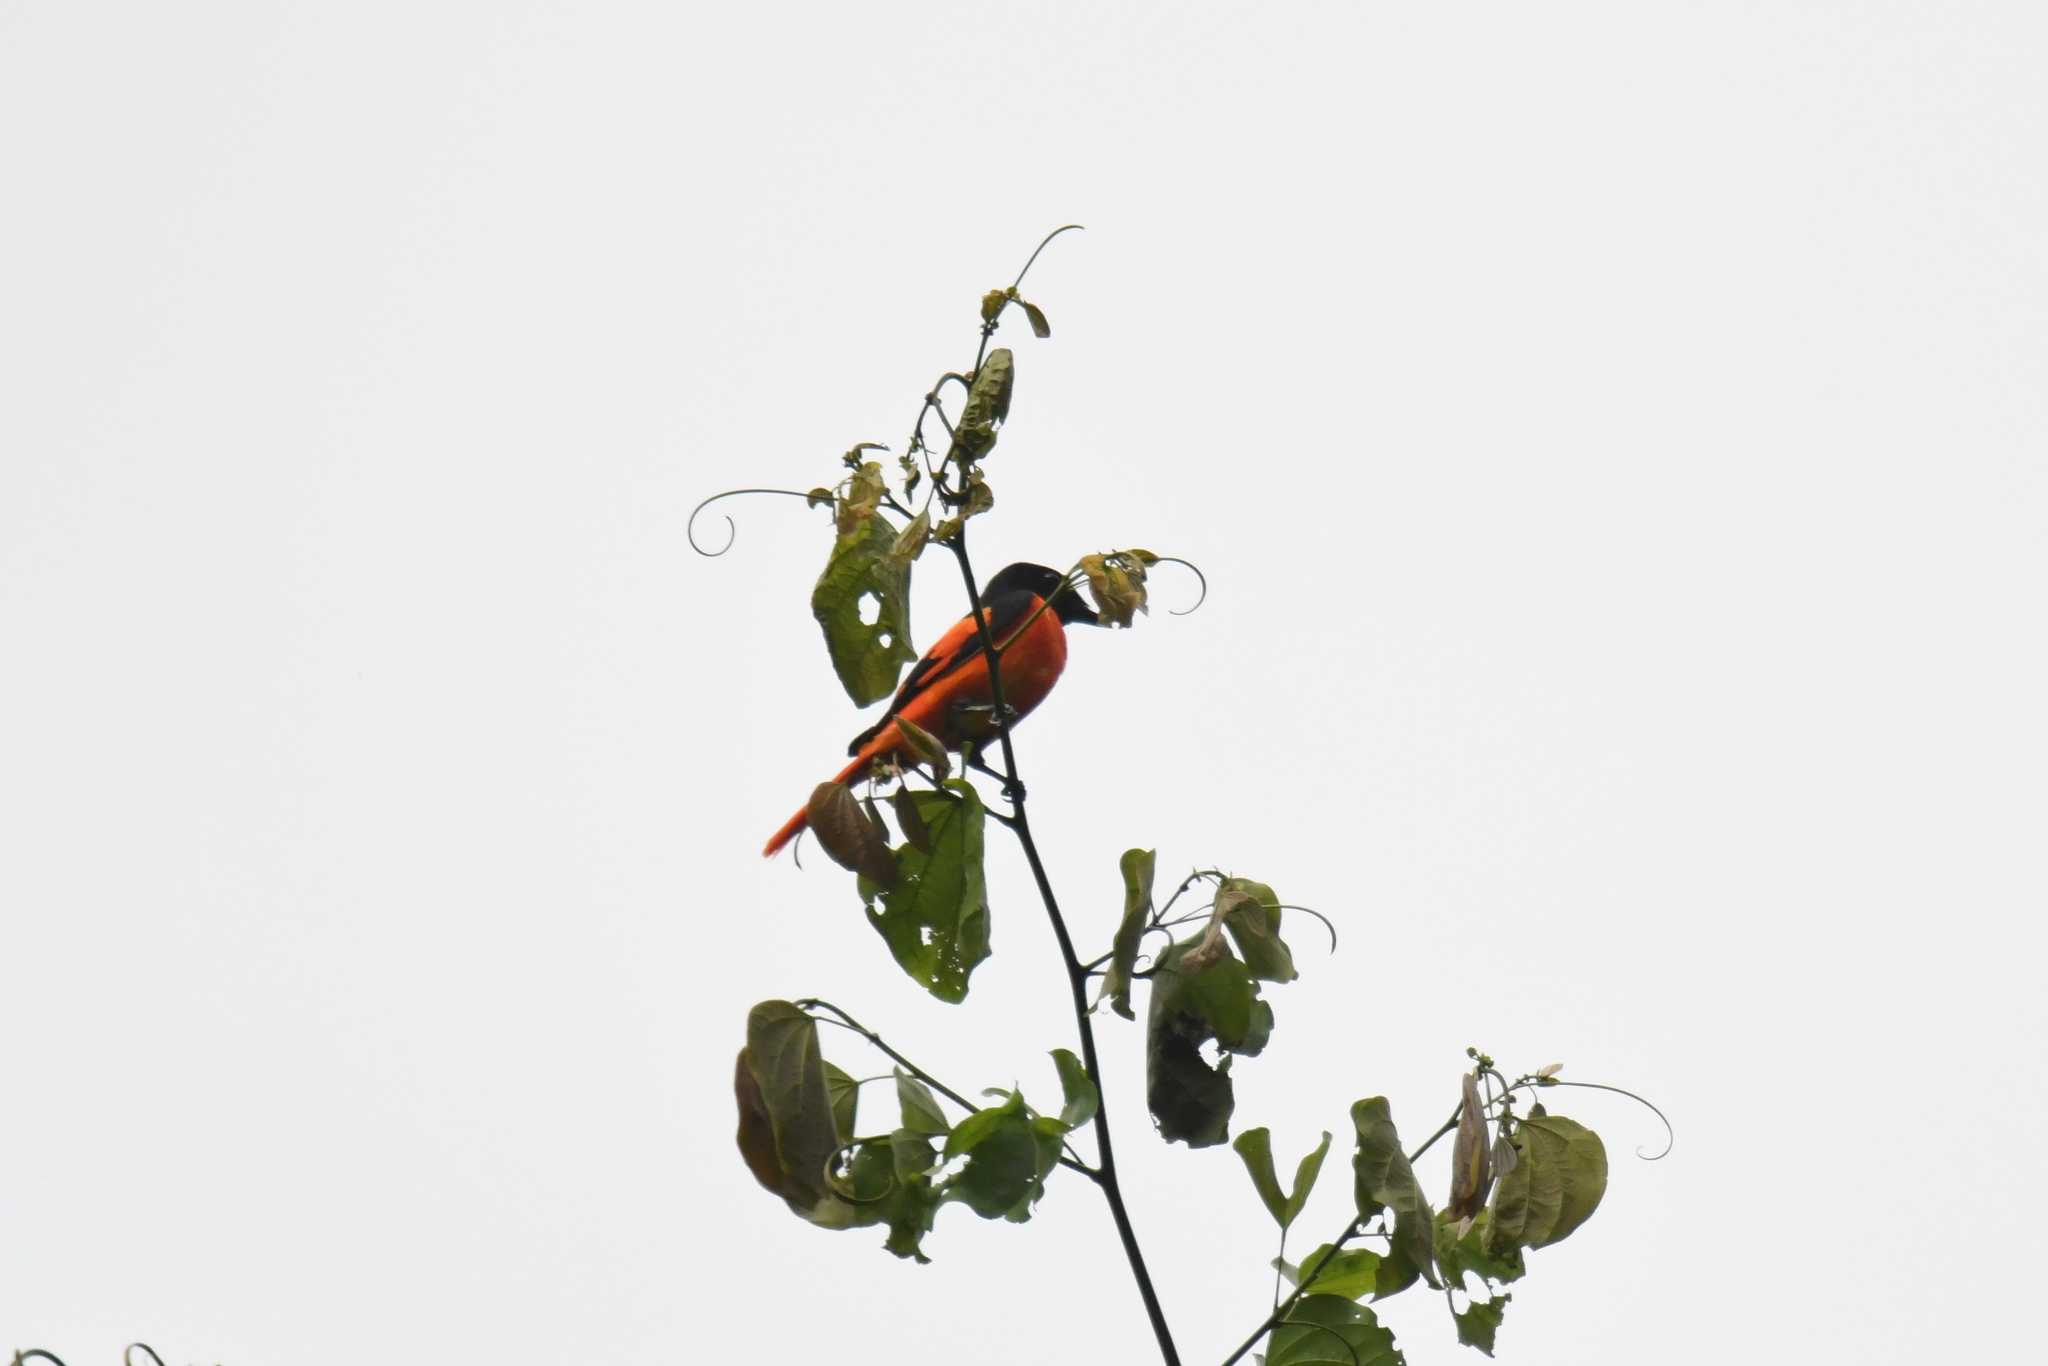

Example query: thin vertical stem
[947,528,1181,1366]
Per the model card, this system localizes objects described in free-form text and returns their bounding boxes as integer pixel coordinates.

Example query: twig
[946,525,1180,1366]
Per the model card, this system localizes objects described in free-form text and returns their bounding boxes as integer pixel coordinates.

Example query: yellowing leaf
[1080,551,1151,627]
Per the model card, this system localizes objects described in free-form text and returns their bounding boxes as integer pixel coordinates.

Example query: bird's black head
[983,561,1100,626]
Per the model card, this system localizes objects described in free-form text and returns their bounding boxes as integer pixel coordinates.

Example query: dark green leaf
[1145,940,1272,1147]
[1267,1295,1405,1366]
[1485,1109,1607,1252]
[1018,297,1052,338]
[895,1069,951,1136]
[1351,1097,1440,1288]
[733,1002,839,1215]
[1218,877,1299,983]
[836,1130,942,1262]
[942,1090,1059,1221]
[811,501,917,706]
[823,1060,859,1144]
[1279,1244,1383,1302]
[863,782,991,1003]
[1098,848,1155,1020]
[891,784,933,854]
[1434,1211,1524,1291]
[1051,1048,1098,1130]
[1453,1293,1510,1356]
[968,348,1014,427]
[1372,1239,1423,1300]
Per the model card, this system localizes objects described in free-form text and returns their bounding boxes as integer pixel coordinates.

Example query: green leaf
[1350,1097,1440,1289]
[1453,1293,1510,1356]
[1018,297,1052,338]
[1279,1244,1383,1302]
[1288,1130,1334,1226]
[811,501,918,706]
[862,782,991,1003]
[1098,848,1155,1020]
[891,784,932,853]
[894,716,951,778]
[885,509,931,567]
[733,1002,840,1215]
[949,348,1014,465]
[1486,1108,1607,1252]
[836,1129,943,1262]
[1434,1210,1525,1291]
[1218,877,1299,983]
[1267,1295,1405,1366]
[1145,940,1272,1147]
[1235,1128,1331,1230]
[822,1061,859,1143]
[1233,1127,1288,1226]
[942,1090,1060,1221]
[1051,1048,1098,1129]
[895,1068,951,1136]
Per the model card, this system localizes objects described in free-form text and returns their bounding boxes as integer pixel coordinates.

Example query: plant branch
[946,525,1181,1366]
[796,997,1098,1183]
[1217,1123,1447,1366]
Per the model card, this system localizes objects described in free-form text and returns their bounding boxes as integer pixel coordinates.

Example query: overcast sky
[4,3,2043,1362]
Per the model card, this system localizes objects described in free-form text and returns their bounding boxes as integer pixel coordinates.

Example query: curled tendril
[1150,556,1209,616]
[823,1139,897,1205]
[1012,224,1085,290]
[1538,1079,1675,1160]
[125,1348,167,1366]
[687,487,824,557]
[16,1353,69,1366]
[1129,921,1182,975]
[1271,903,1338,954]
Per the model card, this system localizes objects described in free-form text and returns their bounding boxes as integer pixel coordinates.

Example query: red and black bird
[763,562,1098,857]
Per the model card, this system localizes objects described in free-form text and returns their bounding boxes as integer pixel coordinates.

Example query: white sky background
[3,2,2043,1362]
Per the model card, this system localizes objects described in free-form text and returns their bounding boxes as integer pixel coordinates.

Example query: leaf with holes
[861,782,990,1003]
[1145,939,1273,1147]
[812,502,917,706]
[1454,1293,1510,1356]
